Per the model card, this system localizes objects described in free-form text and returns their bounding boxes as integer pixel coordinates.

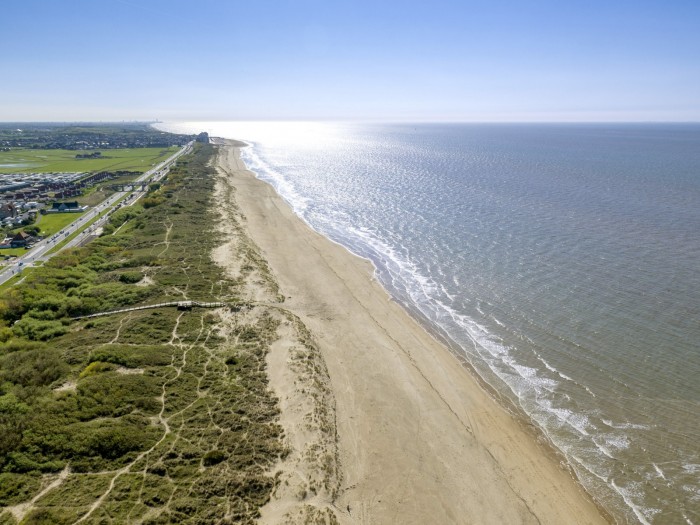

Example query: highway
[0,141,193,286]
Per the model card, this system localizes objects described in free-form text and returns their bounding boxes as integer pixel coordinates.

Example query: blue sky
[2,0,699,121]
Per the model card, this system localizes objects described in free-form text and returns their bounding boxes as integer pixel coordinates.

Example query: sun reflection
[157,121,343,150]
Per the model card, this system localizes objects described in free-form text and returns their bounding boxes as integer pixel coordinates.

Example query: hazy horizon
[3,119,700,125]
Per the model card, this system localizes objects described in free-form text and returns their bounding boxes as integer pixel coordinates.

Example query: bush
[12,318,68,341]
[79,361,115,378]
[118,271,142,284]
[0,472,41,506]
[202,450,226,466]
[0,289,24,323]
[0,394,30,463]
[108,207,142,229]
[0,349,68,387]
[142,196,164,209]
[89,344,173,368]
[0,326,12,343]
[77,373,160,418]
[0,339,45,356]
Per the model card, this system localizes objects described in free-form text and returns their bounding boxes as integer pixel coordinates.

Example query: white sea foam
[241,146,311,214]
[601,418,651,430]
[610,480,660,525]
[492,316,506,327]
[652,463,666,480]
[593,439,616,459]
[592,434,631,459]
[538,399,591,436]
[536,355,574,381]
[683,464,700,475]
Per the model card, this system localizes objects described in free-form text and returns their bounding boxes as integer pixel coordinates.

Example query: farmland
[0,147,179,175]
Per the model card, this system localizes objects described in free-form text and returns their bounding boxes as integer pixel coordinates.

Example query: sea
[158,121,700,524]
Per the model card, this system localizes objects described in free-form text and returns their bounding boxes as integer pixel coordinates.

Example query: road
[0,142,193,286]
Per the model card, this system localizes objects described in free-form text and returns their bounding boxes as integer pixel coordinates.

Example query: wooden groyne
[72,301,228,320]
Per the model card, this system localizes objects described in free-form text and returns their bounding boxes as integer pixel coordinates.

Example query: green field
[0,147,178,174]
[35,212,85,237]
[0,248,26,257]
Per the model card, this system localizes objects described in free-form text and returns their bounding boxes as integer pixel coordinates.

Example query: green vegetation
[0,147,179,175]
[0,144,285,523]
[0,249,26,258]
[34,212,84,237]
[0,273,26,294]
[43,207,114,257]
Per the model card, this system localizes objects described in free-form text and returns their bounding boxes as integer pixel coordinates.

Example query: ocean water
[160,121,700,524]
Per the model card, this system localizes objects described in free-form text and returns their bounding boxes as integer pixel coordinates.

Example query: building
[44,201,88,214]
[10,231,32,248]
[0,202,17,219]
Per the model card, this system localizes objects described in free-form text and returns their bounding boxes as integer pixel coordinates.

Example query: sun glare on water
[161,121,342,150]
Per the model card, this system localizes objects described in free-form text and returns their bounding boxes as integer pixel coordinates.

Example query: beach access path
[216,142,608,524]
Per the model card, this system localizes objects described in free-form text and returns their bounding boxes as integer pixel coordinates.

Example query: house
[0,202,17,220]
[44,201,89,214]
[10,231,33,248]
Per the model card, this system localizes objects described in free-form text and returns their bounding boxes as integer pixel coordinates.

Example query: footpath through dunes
[216,141,609,524]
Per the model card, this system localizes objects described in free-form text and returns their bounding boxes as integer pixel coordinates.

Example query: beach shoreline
[214,140,609,524]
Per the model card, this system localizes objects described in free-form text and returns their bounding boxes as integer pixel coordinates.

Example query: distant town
[0,123,196,252]
[0,122,192,150]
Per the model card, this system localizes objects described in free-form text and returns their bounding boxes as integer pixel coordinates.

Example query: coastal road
[0,141,193,286]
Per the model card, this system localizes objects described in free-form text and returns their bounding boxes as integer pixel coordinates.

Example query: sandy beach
[214,141,608,524]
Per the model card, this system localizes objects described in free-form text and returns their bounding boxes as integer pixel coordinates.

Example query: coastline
[215,140,609,524]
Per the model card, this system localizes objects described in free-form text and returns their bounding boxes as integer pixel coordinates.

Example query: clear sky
[3,0,699,122]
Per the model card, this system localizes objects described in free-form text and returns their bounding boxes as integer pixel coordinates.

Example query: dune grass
[0,144,285,524]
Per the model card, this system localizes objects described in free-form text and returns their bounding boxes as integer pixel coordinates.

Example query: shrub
[118,271,142,284]
[89,344,173,368]
[0,393,30,463]
[0,349,68,387]
[0,327,12,343]
[142,196,164,209]
[109,207,142,229]
[0,339,45,355]
[12,318,68,341]
[0,472,41,506]
[202,450,226,466]
[79,361,115,378]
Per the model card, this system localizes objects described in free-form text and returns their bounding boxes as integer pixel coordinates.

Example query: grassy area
[43,208,111,257]
[0,147,178,174]
[0,273,23,292]
[0,144,285,524]
[34,212,84,237]
[0,248,26,257]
